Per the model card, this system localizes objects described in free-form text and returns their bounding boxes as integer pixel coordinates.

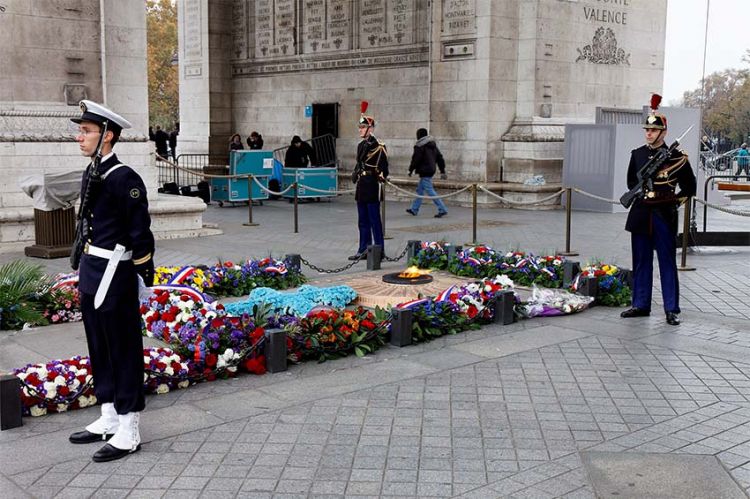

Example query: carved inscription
[576,1,631,65]
[302,0,351,53]
[256,0,298,57]
[442,0,476,36]
[184,0,201,60]
[583,0,629,25]
[232,0,247,59]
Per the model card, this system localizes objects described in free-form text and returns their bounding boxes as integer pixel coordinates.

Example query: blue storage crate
[282,167,338,199]
[211,151,273,206]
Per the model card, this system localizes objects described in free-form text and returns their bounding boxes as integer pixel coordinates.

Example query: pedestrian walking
[620,95,696,326]
[735,143,749,180]
[153,125,169,158]
[405,128,448,218]
[349,101,389,261]
[68,100,155,462]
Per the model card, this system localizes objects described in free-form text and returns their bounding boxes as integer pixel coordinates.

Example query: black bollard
[493,290,516,325]
[285,254,301,273]
[264,328,287,373]
[579,276,599,299]
[446,244,462,261]
[406,240,421,261]
[367,244,382,270]
[0,375,23,430]
[390,308,413,347]
[562,261,581,288]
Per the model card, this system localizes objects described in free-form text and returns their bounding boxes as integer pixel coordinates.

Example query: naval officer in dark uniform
[621,99,696,326]
[67,101,155,462]
[349,101,389,261]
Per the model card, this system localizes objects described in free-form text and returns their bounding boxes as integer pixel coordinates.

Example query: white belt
[85,243,133,309]
[84,243,133,261]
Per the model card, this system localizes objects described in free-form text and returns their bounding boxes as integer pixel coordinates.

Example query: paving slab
[581,452,747,499]
[451,325,592,359]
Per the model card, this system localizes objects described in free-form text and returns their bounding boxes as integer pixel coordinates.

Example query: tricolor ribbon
[167,266,196,285]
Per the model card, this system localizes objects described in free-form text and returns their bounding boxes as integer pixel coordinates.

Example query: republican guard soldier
[67,101,155,462]
[621,95,696,326]
[349,101,389,260]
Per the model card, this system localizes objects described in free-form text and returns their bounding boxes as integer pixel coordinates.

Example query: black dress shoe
[69,430,114,444]
[666,312,680,326]
[347,253,365,261]
[620,307,650,318]
[92,443,141,463]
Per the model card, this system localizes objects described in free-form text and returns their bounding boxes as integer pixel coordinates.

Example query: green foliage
[0,261,51,330]
[147,0,179,129]
[682,64,750,146]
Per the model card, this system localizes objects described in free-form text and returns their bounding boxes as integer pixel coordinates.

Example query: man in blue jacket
[406,128,448,218]
[735,143,749,180]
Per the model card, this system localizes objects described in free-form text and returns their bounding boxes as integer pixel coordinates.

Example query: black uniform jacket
[354,135,389,204]
[78,153,155,295]
[624,144,697,235]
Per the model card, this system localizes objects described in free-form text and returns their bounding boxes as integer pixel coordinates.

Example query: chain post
[242,175,259,227]
[472,183,478,245]
[560,187,578,256]
[679,196,696,271]
[381,182,392,240]
[293,182,299,234]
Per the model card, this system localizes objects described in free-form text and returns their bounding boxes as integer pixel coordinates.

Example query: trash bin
[18,170,83,259]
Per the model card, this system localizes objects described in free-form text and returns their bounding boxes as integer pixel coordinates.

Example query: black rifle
[70,121,109,270]
[619,125,692,209]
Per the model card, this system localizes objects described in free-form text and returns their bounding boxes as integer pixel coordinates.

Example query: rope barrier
[297,184,356,195]
[156,154,257,180]
[693,197,750,217]
[478,186,565,206]
[250,176,296,196]
[385,180,472,199]
[571,187,620,205]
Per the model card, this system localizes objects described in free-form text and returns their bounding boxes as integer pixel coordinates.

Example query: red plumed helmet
[359,100,374,127]
[650,94,662,111]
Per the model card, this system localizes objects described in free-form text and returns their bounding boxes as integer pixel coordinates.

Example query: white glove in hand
[137,275,153,302]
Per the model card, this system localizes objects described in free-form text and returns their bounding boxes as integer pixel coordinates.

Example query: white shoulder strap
[101,163,127,180]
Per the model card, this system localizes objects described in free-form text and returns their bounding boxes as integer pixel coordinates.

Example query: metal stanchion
[679,196,695,271]
[242,175,259,227]
[381,183,392,240]
[560,187,578,256]
[293,182,299,234]
[471,183,478,245]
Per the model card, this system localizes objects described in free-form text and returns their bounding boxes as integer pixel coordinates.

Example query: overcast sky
[663,0,750,104]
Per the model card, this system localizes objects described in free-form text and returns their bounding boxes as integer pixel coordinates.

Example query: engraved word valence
[576,27,630,66]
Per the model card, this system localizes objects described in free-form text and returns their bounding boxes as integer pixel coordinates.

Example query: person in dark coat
[247,131,264,150]
[229,133,244,151]
[153,125,169,157]
[168,123,179,160]
[349,101,389,260]
[621,96,696,326]
[284,135,316,168]
[67,100,155,462]
[406,128,448,218]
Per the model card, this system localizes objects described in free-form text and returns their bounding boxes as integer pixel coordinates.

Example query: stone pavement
[1,195,750,498]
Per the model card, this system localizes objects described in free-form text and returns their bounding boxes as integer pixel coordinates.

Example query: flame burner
[382,272,434,285]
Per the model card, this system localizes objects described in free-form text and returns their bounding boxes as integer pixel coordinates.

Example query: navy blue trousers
[630,214,680,314]
[357,201,384,254]
[81,286,145,414]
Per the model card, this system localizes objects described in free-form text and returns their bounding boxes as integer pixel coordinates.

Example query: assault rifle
[70,121,109,270]
[619,125,692,209]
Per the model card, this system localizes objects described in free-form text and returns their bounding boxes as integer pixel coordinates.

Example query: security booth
[210,150,273,207]
[19,170,82,258]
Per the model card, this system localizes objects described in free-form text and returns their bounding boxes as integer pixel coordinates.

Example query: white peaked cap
[71,100,132,131]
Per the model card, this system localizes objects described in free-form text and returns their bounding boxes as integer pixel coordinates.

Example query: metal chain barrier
[383,243,409,262]
[299,253,367,274]
[385,180,472,199]
[693,197,750,217]
[571,187,621,204]
[478,186,566,206]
